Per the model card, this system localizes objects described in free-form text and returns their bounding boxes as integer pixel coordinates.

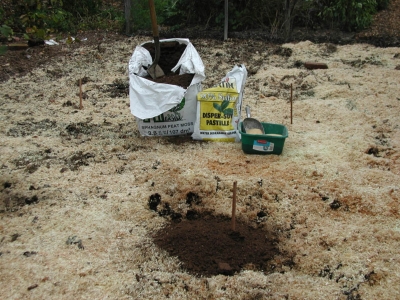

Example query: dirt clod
[11,233,20,242]
[23,251,37,257]
[27,284,38,291]
[25,195,38,205]
[148,193,161,211]
[367,146,380,157]
[186,192,201,206]
[66,236,84,250]
[330,199,342,210]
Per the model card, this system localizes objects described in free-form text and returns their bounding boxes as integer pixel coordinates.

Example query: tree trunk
[224,0,228,40]
[125,0,132,35]
[284,0,291,40]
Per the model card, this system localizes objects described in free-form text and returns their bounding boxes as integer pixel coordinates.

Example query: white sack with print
[129,38,205,136]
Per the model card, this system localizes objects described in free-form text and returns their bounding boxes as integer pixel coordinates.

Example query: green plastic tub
[239,121,288,155]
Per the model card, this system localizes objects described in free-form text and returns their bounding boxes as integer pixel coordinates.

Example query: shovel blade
[243,106,265,134]
[148,35,164,79]
[243,118,265,134]
[148,63,165,79]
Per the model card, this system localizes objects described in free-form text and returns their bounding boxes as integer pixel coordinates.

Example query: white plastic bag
[129,38,205,136]
[192,65,248,142]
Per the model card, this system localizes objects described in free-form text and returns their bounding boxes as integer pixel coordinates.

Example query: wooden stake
[79,78,83,110]
[290,83,293,124]
[304,62,328,70]
[231,181,237,232]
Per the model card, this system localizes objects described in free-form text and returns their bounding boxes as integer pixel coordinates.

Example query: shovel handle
[149,0,159,37]
[245,105,251,118]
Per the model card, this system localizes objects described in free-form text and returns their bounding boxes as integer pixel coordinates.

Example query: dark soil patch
[146,73,194,89]
[66,151,95,170]
[7,118,57,137]
[105,79,129,98]
[141,41,187,76]
[153,214,279,277]
[0,30,127,83]
[0,188,39,212]
[140,41,194,88]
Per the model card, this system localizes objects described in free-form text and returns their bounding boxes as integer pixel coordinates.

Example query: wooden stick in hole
[231,181,237,232]
[79,78,83,110]
[290,83,293,124]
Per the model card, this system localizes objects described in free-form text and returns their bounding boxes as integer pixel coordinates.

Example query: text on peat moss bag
[129,38,205,137]
[192,65,247,142]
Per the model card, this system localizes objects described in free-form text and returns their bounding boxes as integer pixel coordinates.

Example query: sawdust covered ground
[1,29,400,300]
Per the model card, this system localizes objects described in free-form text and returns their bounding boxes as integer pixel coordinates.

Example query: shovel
[147,0,164,79]
[243,105,265,134]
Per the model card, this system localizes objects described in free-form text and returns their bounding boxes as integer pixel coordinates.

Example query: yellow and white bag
[192,65,247,142]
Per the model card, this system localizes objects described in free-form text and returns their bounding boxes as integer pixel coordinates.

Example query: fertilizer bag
[192,65,247,142]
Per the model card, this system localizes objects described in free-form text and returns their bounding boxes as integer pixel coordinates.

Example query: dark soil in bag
[142,41,194,89]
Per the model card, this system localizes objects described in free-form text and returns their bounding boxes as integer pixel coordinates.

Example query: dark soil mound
[153,213,279,277]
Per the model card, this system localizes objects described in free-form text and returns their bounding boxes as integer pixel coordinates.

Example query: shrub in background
[163,0,388,33]
[0,0,124,40]
[318,0,378,31]
[129,0,171,30]
[0,0,393,40]
[376,0,390,9]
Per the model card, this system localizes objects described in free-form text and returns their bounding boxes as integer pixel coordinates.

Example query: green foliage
[61,0,124,31]
[0,0,124,39]
[215,2,259,31]
[20,8,73,39]
[292,0,320,29]
[164,0,390,33]
[215,1,251,30]
[75,5,124,31]
[17,0,74,39]
[63,0,103,18]
[319,0,378,31]
[164,0,285,31]
[0,45,7,55]
[131,0,151,30]
[376,0,390,10]
[162,0,181,28]
[0,0,392,39]
[131,0,173,30]
[0,7,3,23]
[0,24,13,40]
[163,0,224,28]
[0,24,13,54]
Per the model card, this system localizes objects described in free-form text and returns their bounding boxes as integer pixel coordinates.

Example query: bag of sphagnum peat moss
[129,38,205,137]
